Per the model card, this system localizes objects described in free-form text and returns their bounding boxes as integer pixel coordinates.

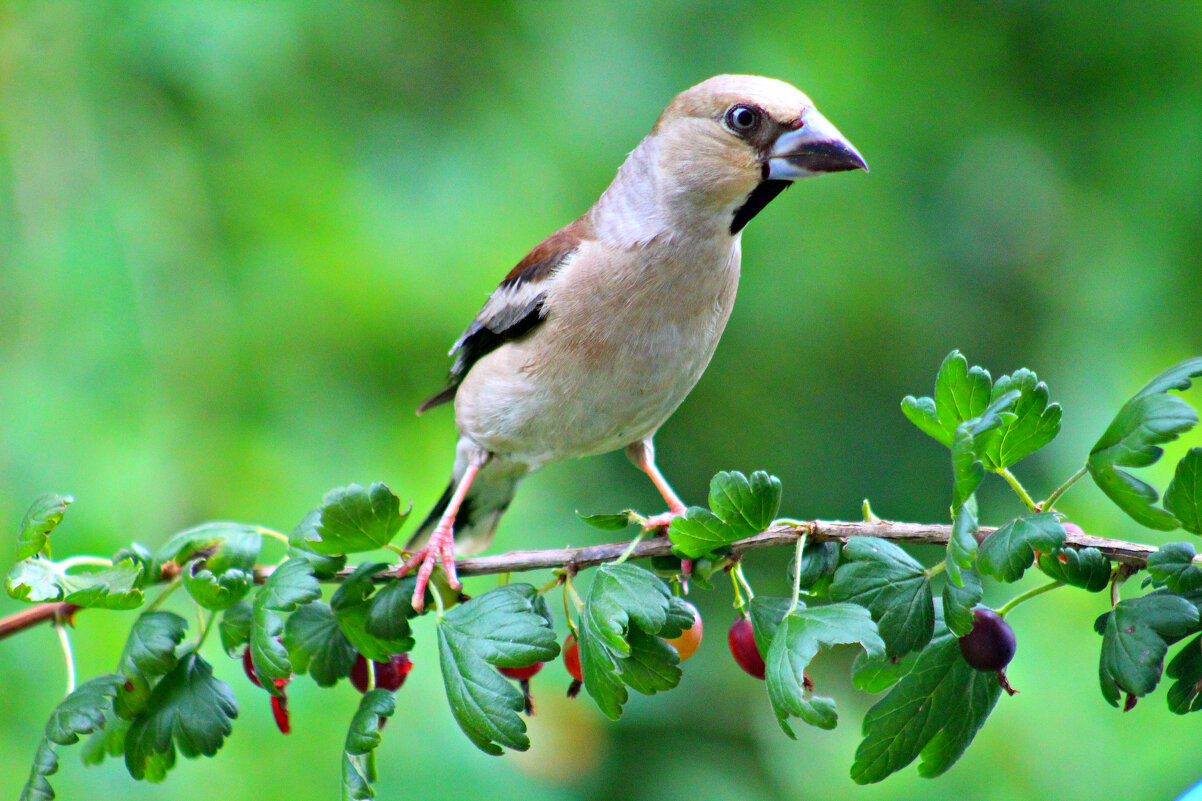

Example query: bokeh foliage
[2,2,1201,799]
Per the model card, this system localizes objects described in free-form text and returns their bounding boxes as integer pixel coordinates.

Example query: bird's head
[650,74,867,234]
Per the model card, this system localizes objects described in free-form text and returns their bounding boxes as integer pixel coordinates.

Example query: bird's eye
[724,104,761,135]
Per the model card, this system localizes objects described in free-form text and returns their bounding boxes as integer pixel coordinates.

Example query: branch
[0,518,1159,642]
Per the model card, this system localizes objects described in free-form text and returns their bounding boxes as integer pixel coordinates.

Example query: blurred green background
[2,2,1202,799]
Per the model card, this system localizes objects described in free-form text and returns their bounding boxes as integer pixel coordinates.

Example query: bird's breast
[455,236,741,466]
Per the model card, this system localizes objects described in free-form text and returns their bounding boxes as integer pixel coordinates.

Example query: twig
[0,518,1161,642]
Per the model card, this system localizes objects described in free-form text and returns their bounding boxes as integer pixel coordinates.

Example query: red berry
[242,647,262,688]
[728,617,765,680]
[563,633,583,698]
[1062,521,1085,537]
[499,662,545,681]
[270,693,290,734]
[664,601,703,662]
[958,607,1017,672]
[350,653,413,693]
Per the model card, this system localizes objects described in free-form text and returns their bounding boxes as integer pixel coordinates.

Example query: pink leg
[400,459,482,612]
[626,439,687,527]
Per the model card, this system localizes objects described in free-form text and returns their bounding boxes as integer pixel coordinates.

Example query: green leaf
[851,636,1003,783]
[946,497,978,587]
[829,538,934,657]
[284,602,359,686]
[1088,358,1202,529]
[293,483,410,555]
[218,602,252,657]
[17,493,73,561]
[577,563,691,719]
[950,390,1021,510]
[749,596,795,658]
[667,507,744,560]
[1037,547,1111,592]
[342,689,397,800]
[80,717,130,767]
[766,604,885,735]
[979,369,1062,471]
[331,563,415,661]
[365,576,422,641]
[708,470,782,534]
[1096,592,1199,706]
[793,541,841,593]
[1166,448,1202,535]
[124,652,238,781]
[289,509,349,578]
[20,675,124,801]
[942,570,983,637]
[1166,634,1202,714]
[978,513,1065,583]
[250,558,320,689]
[6,556,144,609]
[576,511,636,530]
[437,584,559,754]
[119,611,188,686]
[181,528,262,611]
[155,522,261,567]
[1146,543,1202,593]
[900,395,946,447]
[852,650,920,693]
[935,351,993,441]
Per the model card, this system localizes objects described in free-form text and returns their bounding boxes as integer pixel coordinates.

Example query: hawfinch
[405,74,866,609]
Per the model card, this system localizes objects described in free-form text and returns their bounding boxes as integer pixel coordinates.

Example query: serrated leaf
[829,538,934,657]
[950,390,1021,510]
[80,716,130,767]
[437,584,559,754]
[17,494,73,561]
[284,602,359,686]
[766,604,885,735]
[575,511,636,530]
[342,689,397,800]
[289,510,348,578]
[1037,547,1111,592]
[577,564,689,719]
[936,351,993,441]
[219,602,252,657]
[20,675,124,801]
[852,635,1003,783]
[1166,448,1202,535]
[1089,358,1202,529]
[1097,592,1199,706]
[749,596,795,658]
[1146,543,1202,593]
[667,507,744,560]
[980,369,1062,470]
[946,497,978,587]
[708,470,781,534]
[942,570,983,637]
[250,558,320,690]
[901,395,947,446]
[978,513,1065,582]
[119,612,189,689]
[293,483,410,555]
[1166,634,1202,714]
[793,541,841,592]
[124,652,238,781]
[181,528,262,611]
[852,649,920,693]
[6,556,144,609]
[155,522,261,568]
[365,577,421,641]
[331,563,415,661]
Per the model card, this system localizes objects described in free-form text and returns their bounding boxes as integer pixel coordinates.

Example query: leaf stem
[56,555,114,571]
[256,526,291,545]
[383,543,408,557]
[193,609,218,652]
[145,579,182,612]
[431,579,446,620]
[53,618,75,695]
[997,580,1064,618]
[733,562,755,606]
[786,526,809,615]
[925,560,947,579]
[997,468,1038,512]
[1041,463,1089,512]
[614,530,648,565]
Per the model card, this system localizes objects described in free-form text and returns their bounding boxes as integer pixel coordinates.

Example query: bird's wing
[417,219,589,413]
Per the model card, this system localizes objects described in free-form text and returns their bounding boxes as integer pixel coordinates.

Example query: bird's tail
[407,449,524,557]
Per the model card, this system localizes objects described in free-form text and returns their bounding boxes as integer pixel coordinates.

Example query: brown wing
[417,218,591,413]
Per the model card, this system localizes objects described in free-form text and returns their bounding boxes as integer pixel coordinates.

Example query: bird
[402,74,866,610]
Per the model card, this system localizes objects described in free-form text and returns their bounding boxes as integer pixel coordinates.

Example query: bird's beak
[767,107,868,180]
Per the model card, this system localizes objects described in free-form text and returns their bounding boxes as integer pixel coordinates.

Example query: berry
[242,646,262,688]
[664,601,703,662]
[271,693,290,734]
[563,633,583,698]
[350,653,413,693]
[958,607,1017,672]
[728,617,765,680]
[498,662,545,681]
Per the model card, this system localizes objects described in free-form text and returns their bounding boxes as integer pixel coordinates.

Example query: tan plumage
[404,75,866,609]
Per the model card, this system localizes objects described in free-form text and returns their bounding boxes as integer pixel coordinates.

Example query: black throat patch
[730,179,791,235]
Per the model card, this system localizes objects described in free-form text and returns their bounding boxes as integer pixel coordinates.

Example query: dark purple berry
[958,607,1017,672]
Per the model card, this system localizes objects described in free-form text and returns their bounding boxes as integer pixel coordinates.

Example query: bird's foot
[399,524,461,613]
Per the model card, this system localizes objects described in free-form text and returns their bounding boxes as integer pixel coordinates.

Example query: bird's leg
[400,454,486,612]
[626,438,688,528]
